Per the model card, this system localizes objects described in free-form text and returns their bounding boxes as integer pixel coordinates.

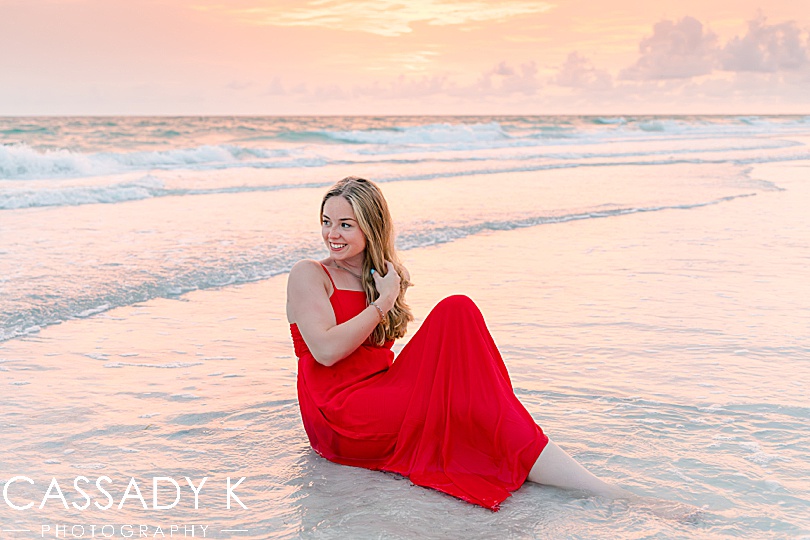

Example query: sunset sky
[1,0,809,115]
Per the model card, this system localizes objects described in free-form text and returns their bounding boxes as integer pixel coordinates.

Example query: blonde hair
[320,176,413,345]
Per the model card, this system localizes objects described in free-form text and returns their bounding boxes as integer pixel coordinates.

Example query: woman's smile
[321,195,366,264]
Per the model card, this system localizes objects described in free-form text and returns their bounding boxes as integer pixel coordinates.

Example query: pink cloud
[555,52,612,90]
[620,16,718,80]
[353,74,452,99]
[312,83,348,100]
[472,61,540,95]
[722,15,809,72]
[264,76,286,95]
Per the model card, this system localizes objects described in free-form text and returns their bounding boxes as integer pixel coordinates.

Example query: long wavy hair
[320,176,413,345]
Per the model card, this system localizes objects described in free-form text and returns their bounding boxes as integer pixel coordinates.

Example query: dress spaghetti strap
[319,262,337,290]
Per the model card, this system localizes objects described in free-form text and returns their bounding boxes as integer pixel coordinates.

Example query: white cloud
[721,15,809,72]
[195,0,555,37]
[555,52,612,90]
[620,16,718,80]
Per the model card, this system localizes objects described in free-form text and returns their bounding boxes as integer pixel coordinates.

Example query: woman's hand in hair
[372,261,401,312]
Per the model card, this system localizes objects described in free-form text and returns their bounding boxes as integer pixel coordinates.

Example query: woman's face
[322,195,366,263]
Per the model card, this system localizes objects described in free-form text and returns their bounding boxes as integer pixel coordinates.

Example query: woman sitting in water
[286,175,694,515]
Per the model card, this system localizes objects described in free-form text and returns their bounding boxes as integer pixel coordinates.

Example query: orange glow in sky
[1,0,808,114]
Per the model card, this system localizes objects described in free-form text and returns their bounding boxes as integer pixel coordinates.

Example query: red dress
[291,263,549,511]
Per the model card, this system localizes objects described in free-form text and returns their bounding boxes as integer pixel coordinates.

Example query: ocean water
[3,115,809,343]
[1,115,809,538]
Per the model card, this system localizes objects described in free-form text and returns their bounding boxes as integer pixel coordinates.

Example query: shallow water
[2,116,809,538]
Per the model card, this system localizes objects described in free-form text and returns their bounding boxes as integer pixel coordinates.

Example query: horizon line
[1,112,809,119]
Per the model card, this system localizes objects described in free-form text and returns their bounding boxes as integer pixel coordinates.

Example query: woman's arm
[286,259,400,366]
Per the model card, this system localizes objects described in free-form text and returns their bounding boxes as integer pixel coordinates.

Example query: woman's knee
[436,294,478,312]
[427,294,484,324]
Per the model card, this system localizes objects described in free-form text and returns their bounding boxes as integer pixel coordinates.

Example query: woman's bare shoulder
[286,260,331,324]
[291,258,325,273]
[288,259,338,296]
[288,259,327,285]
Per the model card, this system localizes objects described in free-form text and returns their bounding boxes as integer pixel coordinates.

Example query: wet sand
[2,161,809,538]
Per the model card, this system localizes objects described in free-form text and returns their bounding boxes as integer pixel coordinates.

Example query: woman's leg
[528,439,703,520]
[527,439,631,498]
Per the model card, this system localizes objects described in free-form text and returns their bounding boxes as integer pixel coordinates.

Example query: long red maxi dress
[291,263,550,511]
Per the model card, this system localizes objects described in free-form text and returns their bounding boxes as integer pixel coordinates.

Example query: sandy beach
[3,156,808,538]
